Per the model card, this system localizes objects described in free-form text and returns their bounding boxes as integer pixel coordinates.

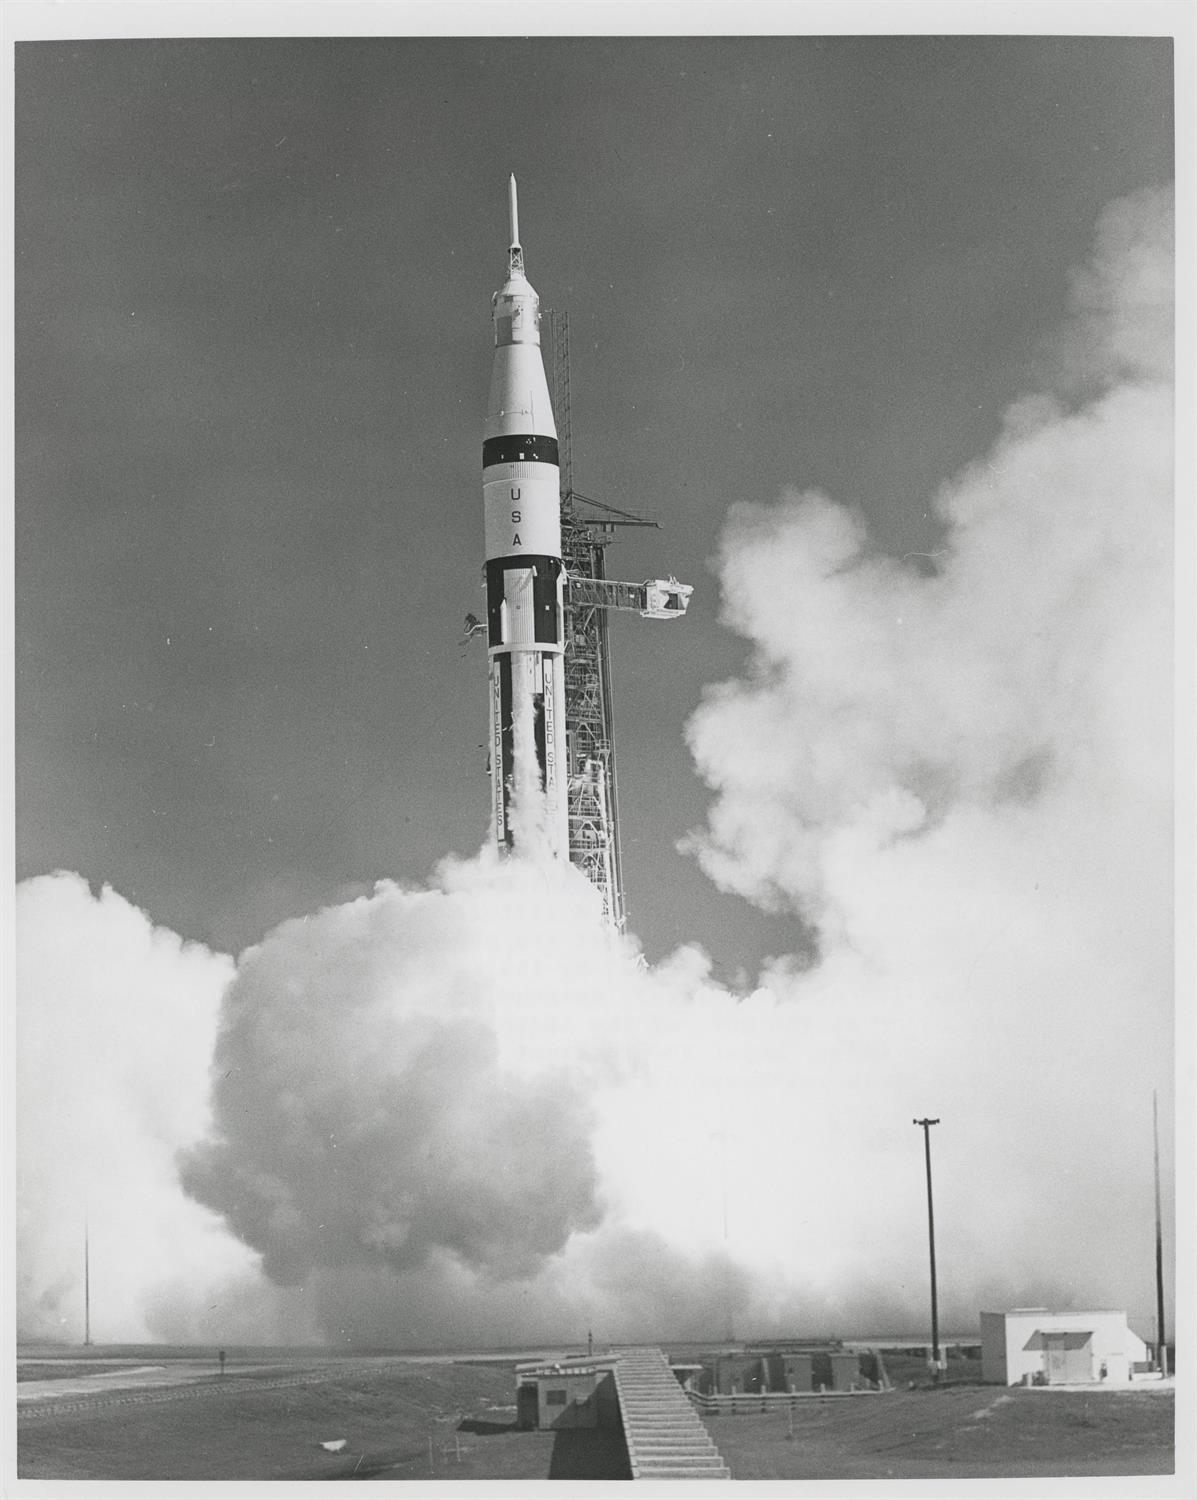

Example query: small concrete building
[514,1358,621,1430]
[697,1346,872,1395]
[710,1353,766,1394]
[779,1353,815,1392]
[980,1309,1149,1386]
[825,1350,863,1391]
[782,1351,860,1391]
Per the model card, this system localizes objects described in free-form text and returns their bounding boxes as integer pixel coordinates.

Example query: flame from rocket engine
[505,665,555,859]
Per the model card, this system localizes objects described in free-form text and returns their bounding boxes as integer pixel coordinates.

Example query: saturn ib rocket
[482,177,569,858]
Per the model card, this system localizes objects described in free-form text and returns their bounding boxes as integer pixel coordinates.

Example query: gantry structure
[549,312,691,931]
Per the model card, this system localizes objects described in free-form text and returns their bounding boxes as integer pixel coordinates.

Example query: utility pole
[83,1215,91,1347]
[1153,1090,1168,1377]
[913,1118,940,1381]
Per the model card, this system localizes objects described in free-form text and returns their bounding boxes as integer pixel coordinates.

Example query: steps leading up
[612,1347,731,1481]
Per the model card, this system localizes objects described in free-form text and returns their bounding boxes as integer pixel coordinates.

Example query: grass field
[701,1385,1175,1480]
[878,1349,984,1386]
[18,1350,1173,1481]
[17,1357,631,1481]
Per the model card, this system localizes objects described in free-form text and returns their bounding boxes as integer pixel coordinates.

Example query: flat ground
[701,1385,1175,1480]
[17,1347,1173,1481]
[17,1352,629,1481]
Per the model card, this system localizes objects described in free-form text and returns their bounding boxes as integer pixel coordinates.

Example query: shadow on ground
[548,1427,632,1480]
[458,1417,519,1436]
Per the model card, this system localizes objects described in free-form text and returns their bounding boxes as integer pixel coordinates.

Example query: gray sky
[15,32,1173,971]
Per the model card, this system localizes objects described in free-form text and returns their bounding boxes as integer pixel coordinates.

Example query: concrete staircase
[613,1347,731,1480]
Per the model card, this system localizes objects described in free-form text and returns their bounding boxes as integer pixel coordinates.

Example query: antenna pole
[913,1118,941,1380]
[84,1215,91,1347]
[1153,1091,1168,1376]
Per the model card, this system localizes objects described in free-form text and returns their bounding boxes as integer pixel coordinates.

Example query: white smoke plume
[179,856,616,1289]
[15,873,295,1344]
[681,183,1175,1324]
[16,186,1175,1346]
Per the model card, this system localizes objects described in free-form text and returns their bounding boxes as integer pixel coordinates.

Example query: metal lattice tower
[551,312,627,931]
[517,313,690,931]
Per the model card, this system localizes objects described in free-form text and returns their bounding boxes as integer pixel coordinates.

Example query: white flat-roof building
[980,1308,1149,1385]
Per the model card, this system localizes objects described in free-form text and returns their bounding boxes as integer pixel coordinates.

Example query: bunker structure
[516,1346,731,1480]
[692,1343,889,1396]
[980,1309,1151,1385]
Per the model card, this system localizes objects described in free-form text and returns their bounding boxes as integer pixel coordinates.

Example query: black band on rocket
[482,434,560,468]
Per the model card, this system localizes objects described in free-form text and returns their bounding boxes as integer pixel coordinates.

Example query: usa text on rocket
[483,176,569,855]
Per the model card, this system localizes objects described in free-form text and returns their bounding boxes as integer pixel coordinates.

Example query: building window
[545,1389,567,1406]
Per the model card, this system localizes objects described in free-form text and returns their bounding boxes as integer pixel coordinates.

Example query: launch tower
[550,312,691,932]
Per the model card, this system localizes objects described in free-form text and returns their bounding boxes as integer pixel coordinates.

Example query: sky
[14,28,1176,966]
[10,13,1188,1355]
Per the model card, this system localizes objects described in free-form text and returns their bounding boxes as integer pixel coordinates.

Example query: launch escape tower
[548,312,692,931]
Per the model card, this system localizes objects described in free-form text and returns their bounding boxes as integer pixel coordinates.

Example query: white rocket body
[483,179,569,857]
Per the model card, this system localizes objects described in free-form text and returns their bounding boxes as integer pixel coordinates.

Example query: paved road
[17,1361,378,1422]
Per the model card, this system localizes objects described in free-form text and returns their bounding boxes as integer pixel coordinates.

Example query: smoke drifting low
[16,188,1175,1348]
[15,874,290,1344]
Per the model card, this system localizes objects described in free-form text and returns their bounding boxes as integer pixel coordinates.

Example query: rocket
[483,177,569,857]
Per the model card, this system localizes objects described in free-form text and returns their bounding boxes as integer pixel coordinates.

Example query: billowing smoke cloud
[687,193,1172,927]
[17,186,1174,1347]
[15,874,296,1344]
[680,183,1175,1323]
[179,858,614,1288]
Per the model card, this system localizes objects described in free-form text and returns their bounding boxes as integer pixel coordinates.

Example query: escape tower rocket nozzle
[508,174,524,276]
